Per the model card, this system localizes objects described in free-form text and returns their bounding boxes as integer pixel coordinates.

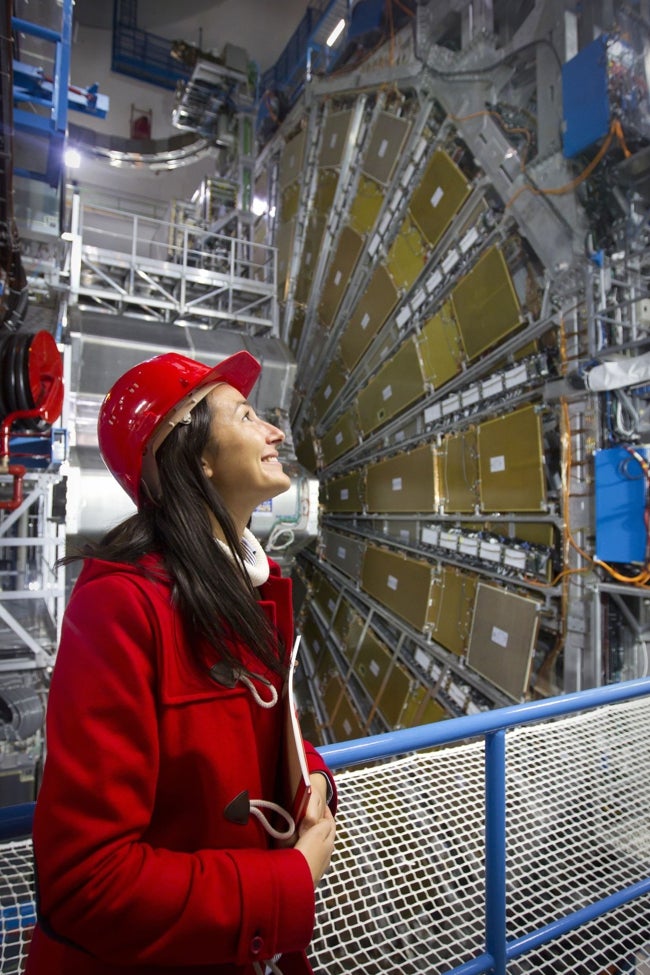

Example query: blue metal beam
[11,0,109,187]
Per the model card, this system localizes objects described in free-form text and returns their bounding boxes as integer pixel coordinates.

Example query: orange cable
[386,0,395,66]
[392,0,415,17]
[505,120,627,208]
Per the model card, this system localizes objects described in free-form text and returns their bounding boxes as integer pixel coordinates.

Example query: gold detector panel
[451,245,521,361]
[477,404,547,512]
[354,627,394,704]
[361,545,437,632]
[440,427,479,513]
[362,111,412,185]
[279,127,306,189]
[409,149,471,250]
[295,430,317,474]
[318,109,354,168]
[294,214,326,305]
[318,226,365,327]
[312,354,347,419]
[321,527,366,581]
[349,175,386,235]
[366,442,437,513]
[322,468,365,513]
[417,300,464,390]
[466,583,540,700]
[386,214,427,291]
[430,566,477,656]
[376,661,421,728]
[280,180,301,223]
[312,169,339,215]
[357,337,426,435]
[319,407,360,465]
[275,219,295,300]
[340,263,399,371]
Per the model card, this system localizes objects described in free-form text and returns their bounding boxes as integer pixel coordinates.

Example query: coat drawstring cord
[248,797,295,840]
[209,662,279,709]
[223,789,296,841]
[253,958,284,975]
[238,673,278,708]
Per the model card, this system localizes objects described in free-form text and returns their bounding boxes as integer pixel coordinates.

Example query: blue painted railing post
[485,730,507,975]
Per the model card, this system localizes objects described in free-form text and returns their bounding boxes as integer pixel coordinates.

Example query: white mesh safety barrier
[310,696,650,975]
[0,697,649,974]
[0,838,34,974]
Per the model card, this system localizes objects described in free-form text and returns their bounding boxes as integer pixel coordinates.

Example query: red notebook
[282,635,312,826]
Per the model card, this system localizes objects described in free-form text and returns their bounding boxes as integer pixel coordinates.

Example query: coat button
[251,935,264,955]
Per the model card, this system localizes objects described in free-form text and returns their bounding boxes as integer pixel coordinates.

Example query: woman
[26,350,337,975]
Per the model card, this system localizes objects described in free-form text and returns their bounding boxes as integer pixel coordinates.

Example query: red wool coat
[26,555,335,975]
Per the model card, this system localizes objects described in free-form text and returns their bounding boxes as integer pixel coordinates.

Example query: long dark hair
[75,395,286,679]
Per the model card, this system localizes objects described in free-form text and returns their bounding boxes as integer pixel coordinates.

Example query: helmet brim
[200,349,262,398]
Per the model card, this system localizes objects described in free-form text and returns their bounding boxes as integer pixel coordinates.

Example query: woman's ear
[201,455,213,478]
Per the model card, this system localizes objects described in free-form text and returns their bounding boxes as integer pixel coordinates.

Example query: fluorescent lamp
[64,147,81,169]
[326,18,345,47]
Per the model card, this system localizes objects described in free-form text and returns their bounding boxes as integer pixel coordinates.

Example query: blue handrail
[317,676,650,975]
[317,675,650,768]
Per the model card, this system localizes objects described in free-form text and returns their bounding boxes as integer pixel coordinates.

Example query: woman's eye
[243,411,253,421]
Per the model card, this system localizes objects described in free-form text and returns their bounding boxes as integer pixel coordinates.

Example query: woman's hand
[294,806,336,887]
[300,773,330,833]
[293,772,335,886]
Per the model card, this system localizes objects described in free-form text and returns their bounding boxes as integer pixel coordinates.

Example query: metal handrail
[318,676,650,975]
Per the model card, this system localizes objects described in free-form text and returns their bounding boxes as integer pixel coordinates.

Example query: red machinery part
[24,330,64,425]
[0,331,64,509]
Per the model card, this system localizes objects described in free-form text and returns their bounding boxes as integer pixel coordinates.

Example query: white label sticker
[490,455,506,473]
[334,270,342,286]
[491,626,509,648]
[329,133,338,148]
[392,477,403,491]
[324,384,332,400]
[340,488,349,500]
[369,659,380,677]
[415,648,430,670]
[430,186,444,207]
[378,138,388,158]
[387,574,398,591]
[382,384,393,401]
[337,546,347,560]
[335,432,343,445]
[361,312,370,330]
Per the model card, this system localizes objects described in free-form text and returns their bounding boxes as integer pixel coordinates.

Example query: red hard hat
[97,350,261,505]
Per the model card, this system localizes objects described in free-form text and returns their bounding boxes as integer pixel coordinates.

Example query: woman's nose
[265,421,285,443]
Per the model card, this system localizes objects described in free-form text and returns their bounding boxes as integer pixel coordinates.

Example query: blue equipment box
[562,32,650,158]
[562,35,610,158]
[594,444,650,563]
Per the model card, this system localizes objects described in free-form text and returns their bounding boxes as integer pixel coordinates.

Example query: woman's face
[200,383,291,528]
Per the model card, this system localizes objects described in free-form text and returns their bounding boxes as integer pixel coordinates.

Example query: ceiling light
[326,19,346,47]
[64,147,81,169]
